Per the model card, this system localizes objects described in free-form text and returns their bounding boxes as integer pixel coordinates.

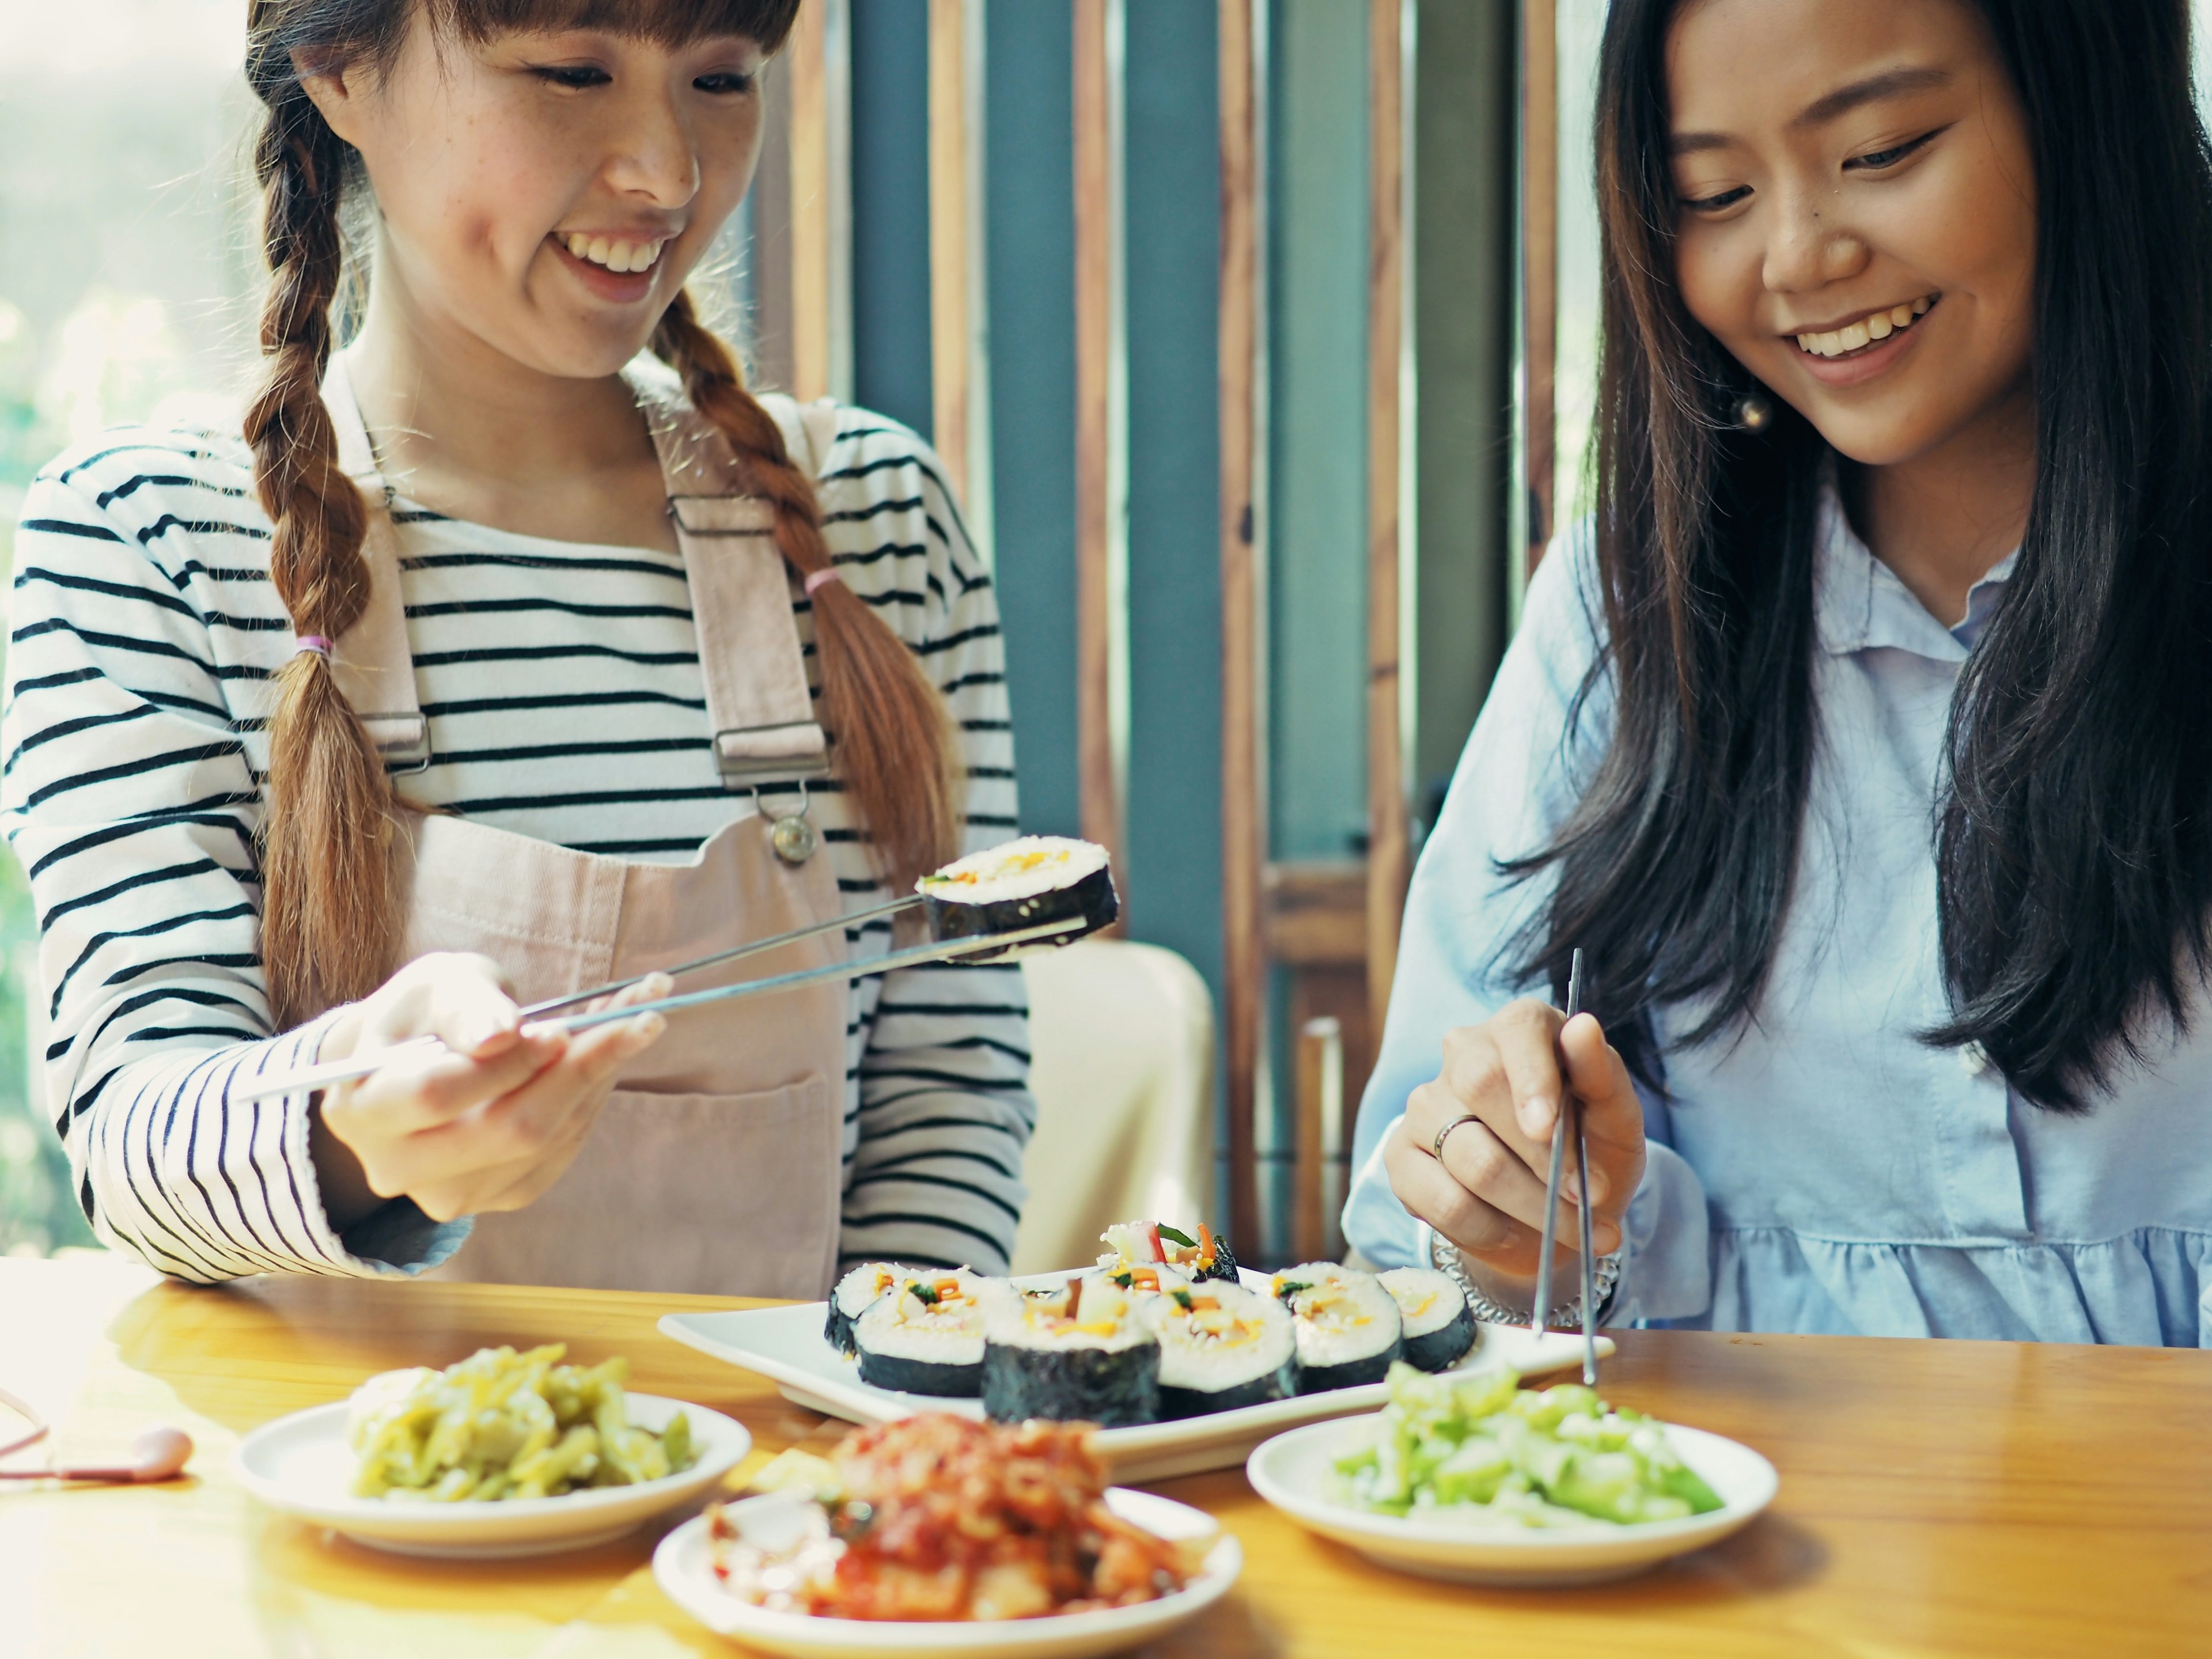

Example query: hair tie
[804,569,842,597]
[292,635,332,658]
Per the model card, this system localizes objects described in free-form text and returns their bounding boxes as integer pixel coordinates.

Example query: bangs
[427,0,801,52]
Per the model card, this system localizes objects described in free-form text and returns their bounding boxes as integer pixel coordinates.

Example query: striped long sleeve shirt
[1,402,1033,1283]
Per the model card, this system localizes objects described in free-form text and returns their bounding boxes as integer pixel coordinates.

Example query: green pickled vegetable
[346,1344,696,1502]
[1332,1363,1725,1528]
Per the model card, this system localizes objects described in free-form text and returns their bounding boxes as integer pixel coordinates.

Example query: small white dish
[652,1486,1240,1659]
[1245,1414,1777,1587]
[233,1392,750,1559]
[659,1270,1612,1483]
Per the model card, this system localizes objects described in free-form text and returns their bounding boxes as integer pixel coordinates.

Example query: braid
[243,81,399,1025]
[652,290,961,891]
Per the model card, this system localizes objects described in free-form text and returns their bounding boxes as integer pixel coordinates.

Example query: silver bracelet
[1425,1224,1622,1328]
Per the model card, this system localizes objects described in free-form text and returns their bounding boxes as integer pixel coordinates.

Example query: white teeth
[1796,296,1936,355]
[562,234,665,274]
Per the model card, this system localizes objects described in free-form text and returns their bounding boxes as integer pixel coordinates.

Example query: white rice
[833,1260,908,1319]
[980,1274,1160,1352]
[1157,1282,1295,1389]
[1273,1263,1403,1369]
[918,836,1108,903]
[1378,1266,1465,1340]
[854,1271,987,1363]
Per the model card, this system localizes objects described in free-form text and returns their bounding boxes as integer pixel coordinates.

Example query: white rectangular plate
[659,1271,1615,1483]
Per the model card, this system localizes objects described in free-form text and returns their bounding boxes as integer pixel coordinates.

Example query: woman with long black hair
[1345,0,2212,1342]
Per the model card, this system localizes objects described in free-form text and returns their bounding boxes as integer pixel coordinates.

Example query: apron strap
[629,366,834,786]
[316,355,431,773]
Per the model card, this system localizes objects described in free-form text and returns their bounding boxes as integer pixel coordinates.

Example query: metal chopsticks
[518,895,920,1020]
[233,911,1073,1103]
[1530,948,1600,1384]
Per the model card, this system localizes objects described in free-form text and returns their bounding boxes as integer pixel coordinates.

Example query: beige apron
[317,357,852,1298]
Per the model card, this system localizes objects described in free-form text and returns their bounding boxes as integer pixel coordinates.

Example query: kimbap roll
[979,1274,1161,1427]
[1273,1264,1403,1393]
[1156,1282,1297,1418]
[824,1261,910,1357]
[1097,1218,1240,1285]
[1378,1266,1478,1372]
[918,837,1119,960]
[853,1271,987,1396]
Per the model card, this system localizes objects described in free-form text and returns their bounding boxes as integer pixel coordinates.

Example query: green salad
[1332,1362,1725,1528]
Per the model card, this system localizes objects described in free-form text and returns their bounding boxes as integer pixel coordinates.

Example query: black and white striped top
[1,402,1032,1283]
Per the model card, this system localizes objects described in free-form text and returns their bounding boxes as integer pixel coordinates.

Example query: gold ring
[1431,1112,1483,1161]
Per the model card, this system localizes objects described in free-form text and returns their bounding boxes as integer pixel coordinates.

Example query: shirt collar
[1813,479,2019,662]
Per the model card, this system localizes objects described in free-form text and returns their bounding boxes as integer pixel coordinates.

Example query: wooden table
[5,1255,2210,1658]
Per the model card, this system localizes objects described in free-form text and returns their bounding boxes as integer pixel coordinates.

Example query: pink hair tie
[292,635,333,658]
[804,569,842,597]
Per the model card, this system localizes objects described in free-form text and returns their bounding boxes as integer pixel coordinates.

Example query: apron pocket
[443,1074,840,1299]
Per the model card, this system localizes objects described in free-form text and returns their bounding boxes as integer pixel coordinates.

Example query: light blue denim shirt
[1344,488,2212,1344]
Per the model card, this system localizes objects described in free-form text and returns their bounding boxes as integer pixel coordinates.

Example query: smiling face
[304,14,766,380]
[1665,0,2036,467]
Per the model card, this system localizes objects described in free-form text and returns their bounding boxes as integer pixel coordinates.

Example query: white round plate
[234,1392,750,1559]
[1247,1415,1777,1588]
[652,1486,1241,1659]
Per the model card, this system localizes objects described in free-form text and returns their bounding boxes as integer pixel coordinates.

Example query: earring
[1732,391,1775,433]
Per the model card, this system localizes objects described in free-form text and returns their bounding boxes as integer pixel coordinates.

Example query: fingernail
[637,1013,666,1040]
[1521,1095,1554,1137]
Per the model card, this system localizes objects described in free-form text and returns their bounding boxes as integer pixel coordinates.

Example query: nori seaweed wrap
[919,838,1120,961]
[979,1275,1161,1427]
[1274,1264,1404,1393]
[853,1271,987,1396]
[1378,1266,1478,1372]
[1156,1282,1297,1418]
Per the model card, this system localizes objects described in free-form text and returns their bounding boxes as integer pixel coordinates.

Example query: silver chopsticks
[518,895,919,1020]
[1530,948,1599,1384]
[233,912,1073,1103]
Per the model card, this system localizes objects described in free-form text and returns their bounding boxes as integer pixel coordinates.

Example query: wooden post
[1521,0,1558,574]
[1295,1017,1345,1263]
[929,0,971,494]
[1366,0,1411,1041]
[788,0,852,404]
[1219,0,1264,1254]
[1074,0,1128,903]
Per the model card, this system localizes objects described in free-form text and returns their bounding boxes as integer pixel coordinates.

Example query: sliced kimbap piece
[1272,1263,1403,1394]
[1097,1218,1240,1285]
[918,837,1119,961]
[824,1261,910,1358]
[1156,1281,1297,1418]
[853,1270,987,1396]
[1378,1266,1478,1372]
[1099,1258,1191,1300]
[979,1273,1162,1427]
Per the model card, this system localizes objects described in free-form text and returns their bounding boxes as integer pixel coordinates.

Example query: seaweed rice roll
[979,1274,1161,1427]
[824,1261,909,1357]
[1273,1264,1403,1393]
[1156,1281,1297,1418]
[1378,1266,1478,1372]
[918,837,1120,960]
[853,1271,987,1396]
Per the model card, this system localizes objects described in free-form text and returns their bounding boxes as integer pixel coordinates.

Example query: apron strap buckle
[715,721,831,785]
[361,713,432,776]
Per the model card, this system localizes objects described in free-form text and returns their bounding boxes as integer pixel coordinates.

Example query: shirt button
[1959,1040,1993,1077]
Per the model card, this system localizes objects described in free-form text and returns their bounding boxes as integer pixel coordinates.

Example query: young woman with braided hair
[1,0,1031,1293]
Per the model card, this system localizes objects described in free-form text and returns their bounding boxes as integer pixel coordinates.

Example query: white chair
[1011,938,1217,1275]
